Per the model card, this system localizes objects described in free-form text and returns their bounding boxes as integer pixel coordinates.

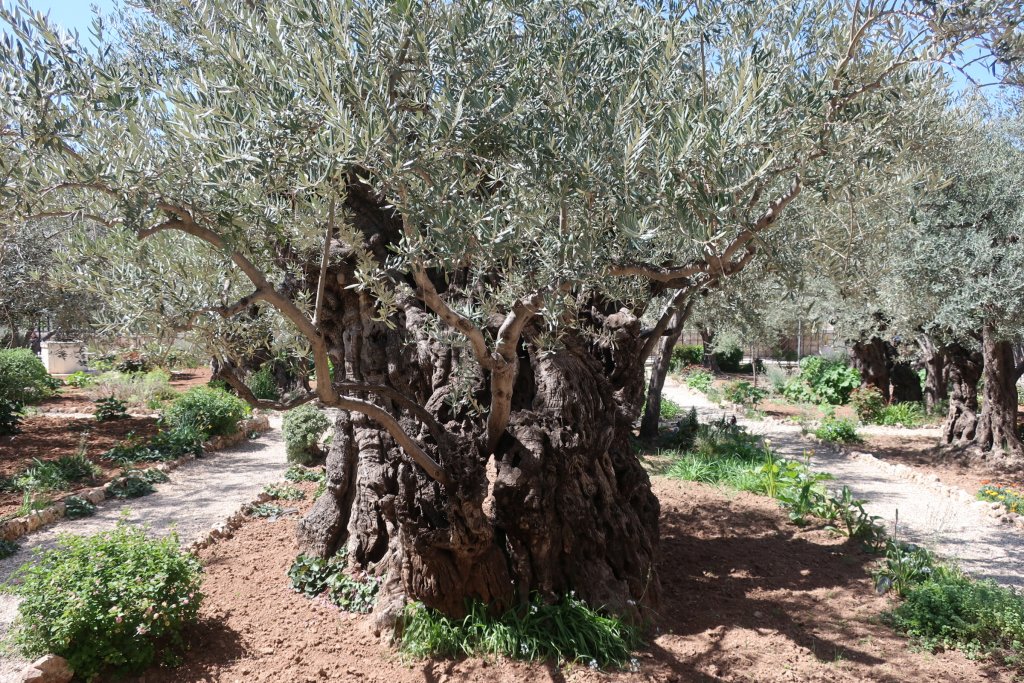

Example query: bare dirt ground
[114,477,1012,683]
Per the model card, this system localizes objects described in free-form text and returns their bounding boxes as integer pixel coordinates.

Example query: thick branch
[412,264,493,370]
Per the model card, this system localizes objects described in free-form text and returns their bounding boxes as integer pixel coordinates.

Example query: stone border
[0,414,271,543]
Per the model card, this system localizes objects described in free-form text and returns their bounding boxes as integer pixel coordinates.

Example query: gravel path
[0,415,289,681]
[662,382,1024,589]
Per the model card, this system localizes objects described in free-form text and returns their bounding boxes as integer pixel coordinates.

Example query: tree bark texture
[700,327,719,372]
[295,192,660,628]
[974,324,1023,459]
[943,342,982,446]
[851,337,891,403]
[919,337,947,413]
[640,306,690,440]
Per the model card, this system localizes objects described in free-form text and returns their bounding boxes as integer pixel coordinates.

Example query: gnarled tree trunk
[640,302,693,440]
[851,337,891,402]
[700,327,719,372]
[295,193,660,631]
[974,323,1024,460]
[919,336,947,413]
[943,342,982,446]
[890,362,923,404]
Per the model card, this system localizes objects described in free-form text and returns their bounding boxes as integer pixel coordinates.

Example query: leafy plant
[247,502,285,518]
[888,565,1024,663]
[669,344,703,372]
[288,550,377,613]
[814,416,860,443]
[64,371,96,388]
[783,356,861,405]
[263,483,305,501]
[164,386,249,438]
[282,403,330,465]
[105,473,157,499]
[62,495,97,519]
[824,485,884,547]
[723,380,767,409]
[713,346,744,373]
[659,397,683,420]
[874,538,935,597]
[94,397,128,422]
[0,348,56,404]
[977,482,1024,515]
[105,426,204,466]
[5,523,202,680]
[0,398,23,436]
[877,402,926,427]
[684,369,714,393]
[400,594,640,669]
[247,365,279,401]
[850,386,885,422]
[93,370,176,408]
[0,538,19,559]
[285,465,326,484]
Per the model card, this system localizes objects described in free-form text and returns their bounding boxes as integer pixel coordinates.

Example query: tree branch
[412,263,494,370]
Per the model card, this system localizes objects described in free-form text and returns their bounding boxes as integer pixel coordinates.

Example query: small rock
[19,654,73,683]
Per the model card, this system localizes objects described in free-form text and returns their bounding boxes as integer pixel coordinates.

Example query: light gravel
[663,382,1024,589]
[0,415,288,681]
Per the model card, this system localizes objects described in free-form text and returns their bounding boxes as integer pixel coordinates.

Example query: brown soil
[36,368,212,414]
[130,478,1012,683]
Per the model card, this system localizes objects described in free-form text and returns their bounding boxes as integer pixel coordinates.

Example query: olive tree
[0,0,1010,627]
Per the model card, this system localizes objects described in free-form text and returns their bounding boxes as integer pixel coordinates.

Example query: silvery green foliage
[0,0,1011,368]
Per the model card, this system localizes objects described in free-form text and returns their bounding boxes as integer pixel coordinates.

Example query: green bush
[400,595,640,669]
[105,472,157,499]
[684,369,714,393]
[64,371,96,388]
[94,397,128,422]
[283,403,330,465]
[713,346,744,373]
[248,365,279,401]
[782,356,861,405]
[813,416,860,443]
[0,538,19,559]
[12,453,99,493]
[722,380,767,408]
[114,351,150,374]
[888,566,1024,662]
[104,426,204,466]
[668,344,703,372]
[0,348,56,405]
[62,495,97,519]
[5,523,202,680]
[850,386,885,422]
[0,398,22,436]
[164,386,249,437]
[659,397,683,420]
[877,402,926,427]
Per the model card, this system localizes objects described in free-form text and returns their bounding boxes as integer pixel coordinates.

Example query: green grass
[400,595,640,670]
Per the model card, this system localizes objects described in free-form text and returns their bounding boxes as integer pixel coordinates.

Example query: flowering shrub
[6,523,202,680]
[977,482,1024,514]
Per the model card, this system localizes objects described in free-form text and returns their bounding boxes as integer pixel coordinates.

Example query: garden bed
[127,478,1012,683]
[34,367,212,415]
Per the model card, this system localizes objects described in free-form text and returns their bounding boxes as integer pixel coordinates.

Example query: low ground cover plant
[282,403,330,464]
[247,502,285,518]
[850,387,926,427]
[105,472,158,499]
[399,594,640,669]
[288,550,378,613]
[8,451,100,494]
[64,371,96,388]
[164,386,249,438]
[684,369,714,393]
[722,380,767,410]
[876,402,926,427]
[264,483,305,500]
[104,426,204,466]
[0,348,58,405]
[285,465,326,484]
[94,397,128,422]
[0,539,19,559]
[3,523,202,680]
[813,415,860,443]
[62,495,96,519]
[92,369,177,410]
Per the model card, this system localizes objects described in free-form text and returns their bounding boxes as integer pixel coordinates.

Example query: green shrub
[684,369,714,393]
[0,539,19,559]
[247,502,285,518]
[5,523,202,680]
[0,398,22,436]
[765,365,790,394]
[164,386,249,437]
[94,397,128,422]
[62,495,97,519]
[713,346,744,373]
[782,356,861,405]
[659,397,683,420]
[114,351,150,374]
[104,426,204,466]
[288,551,378,613]
[722,380,767,408]
[64,371,96,388]
[888,566,1024,662]
[814,416,860,443]
[668,344,703,372]
[878,402,926,427]
[283,403,330,465]
[399,595,640,669]
[248,365,280,401]
[12,452,99,494]
[0,349,56,404]
[850,386,885,422]
[874,539,936,597]
[285,465,326,484]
